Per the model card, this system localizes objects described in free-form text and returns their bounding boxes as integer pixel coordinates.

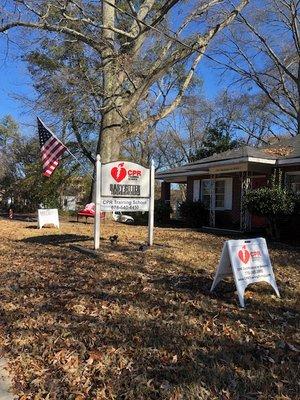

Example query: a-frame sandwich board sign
[210,238,280,308]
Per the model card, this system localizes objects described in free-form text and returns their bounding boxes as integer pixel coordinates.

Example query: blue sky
[0,38,36,135]
[0,32,226,138]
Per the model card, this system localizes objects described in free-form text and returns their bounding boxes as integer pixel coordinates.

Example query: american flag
[38,117,67,177]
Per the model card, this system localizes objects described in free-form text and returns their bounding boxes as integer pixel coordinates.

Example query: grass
[0,218,299,400]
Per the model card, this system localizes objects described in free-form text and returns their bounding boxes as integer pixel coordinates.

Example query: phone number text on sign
[101,197,150,212]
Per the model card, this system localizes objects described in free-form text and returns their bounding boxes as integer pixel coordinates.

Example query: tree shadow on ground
[0,232,299,399]
[21,234,91,246]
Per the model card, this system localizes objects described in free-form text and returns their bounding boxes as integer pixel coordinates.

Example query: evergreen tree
[192,119,241,160]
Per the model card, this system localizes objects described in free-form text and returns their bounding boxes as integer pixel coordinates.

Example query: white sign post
[210,238,280,307]
[94,155,101,250]
[148,160,155,246]
[93,157,154,250]
[38,209,60,229]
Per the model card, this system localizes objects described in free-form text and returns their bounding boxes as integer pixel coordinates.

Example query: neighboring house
[60,176,90,211]
[156,135,300,231]
[61,195,77,211]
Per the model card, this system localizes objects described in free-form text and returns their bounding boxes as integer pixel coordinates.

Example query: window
[215,180,225,208]
[201,178,232,210]
[292,182,300,195]
[202,180,212,208]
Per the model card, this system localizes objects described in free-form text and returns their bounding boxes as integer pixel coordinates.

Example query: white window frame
[201,178,233,210]
[193,180,200,202]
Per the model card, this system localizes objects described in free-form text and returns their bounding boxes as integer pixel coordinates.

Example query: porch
[156,146,277,232]
[159,171,270,231]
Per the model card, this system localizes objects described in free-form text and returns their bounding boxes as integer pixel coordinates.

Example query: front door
[251,176,267,228]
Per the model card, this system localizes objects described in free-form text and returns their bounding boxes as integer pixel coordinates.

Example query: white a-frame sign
[210,238,280,307]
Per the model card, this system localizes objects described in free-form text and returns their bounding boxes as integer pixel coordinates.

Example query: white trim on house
[278,157,300,165]
[156,157,276,180]
[188,157,275,172]
[224,178,233,210]
[247,157,276,164]
[193,180,200,201]
[286,171,300,175]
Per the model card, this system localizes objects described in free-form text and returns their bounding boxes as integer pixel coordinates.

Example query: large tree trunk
[98,0,123,163]
[99,110,123,163]
[297,61,300,136]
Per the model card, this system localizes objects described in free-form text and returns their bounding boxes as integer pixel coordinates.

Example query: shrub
[154,200,173,224]
[127,200,172,226]
[129,211,148,225]
[179,200,208,227]
[243,170,296,239]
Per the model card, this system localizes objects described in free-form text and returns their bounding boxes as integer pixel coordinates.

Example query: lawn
[0,218,299,400]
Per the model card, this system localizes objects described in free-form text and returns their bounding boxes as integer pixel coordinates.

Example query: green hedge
[154,200,173,224]
[125,200,172,226]
[179,200,208,227]
[243,170,296,239]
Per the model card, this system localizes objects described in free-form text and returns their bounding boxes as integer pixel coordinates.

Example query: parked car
[112,211,134,224]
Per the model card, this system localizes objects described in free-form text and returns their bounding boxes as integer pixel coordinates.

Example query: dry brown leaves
[263,146,294,157]
[0,218,299,399]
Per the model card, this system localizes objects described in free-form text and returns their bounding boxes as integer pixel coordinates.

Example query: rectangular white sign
[93,157,155,250]
[38,208,60,229]
[211,238,280,307]
[101,197,149,212]
[209,163,248,174]
[101,161,150,198]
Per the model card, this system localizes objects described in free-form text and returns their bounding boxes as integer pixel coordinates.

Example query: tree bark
[98,0,123,163]
[297,60,300,135]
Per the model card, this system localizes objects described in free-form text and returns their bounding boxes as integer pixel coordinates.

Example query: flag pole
[65,148,94,180]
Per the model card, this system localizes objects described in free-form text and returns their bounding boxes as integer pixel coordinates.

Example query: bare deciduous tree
[215,0,300,135]
[0,0,249,162]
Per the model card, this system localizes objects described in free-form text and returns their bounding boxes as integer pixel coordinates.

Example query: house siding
[187,177,195,201]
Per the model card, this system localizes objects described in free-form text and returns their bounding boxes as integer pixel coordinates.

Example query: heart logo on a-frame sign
[238,245,251,264]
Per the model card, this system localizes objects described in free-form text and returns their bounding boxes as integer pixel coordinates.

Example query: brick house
[156,135,300,231]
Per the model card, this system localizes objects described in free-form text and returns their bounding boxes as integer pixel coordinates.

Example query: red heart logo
[111,163,127,183]
[238,246,250,264]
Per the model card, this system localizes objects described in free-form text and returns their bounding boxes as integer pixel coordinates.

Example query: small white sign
[101,161,150,198]
[210,238,280,307]
[38,209,60,229]
[101,197,149,212]
[209,163,248,174]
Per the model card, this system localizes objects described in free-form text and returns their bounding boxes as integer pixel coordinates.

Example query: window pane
[202,180,212,194]
[215,195,225,208]
[215,180,225,194]
[289,175,300,195]
[292,183,300,195]
[201,179,228,209]
[203,194,210,208]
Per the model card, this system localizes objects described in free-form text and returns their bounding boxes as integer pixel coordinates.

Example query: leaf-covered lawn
[0,218,299,400]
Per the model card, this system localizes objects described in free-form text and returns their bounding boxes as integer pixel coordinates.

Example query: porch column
[240,171,251,231]
[209,174,216,227]
[161,181,171,222]
[161,181,171,204]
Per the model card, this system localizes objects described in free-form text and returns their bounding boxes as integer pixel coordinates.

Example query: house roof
[261,134,300,160]
[156,135,300,181]
[187,145,278,166]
